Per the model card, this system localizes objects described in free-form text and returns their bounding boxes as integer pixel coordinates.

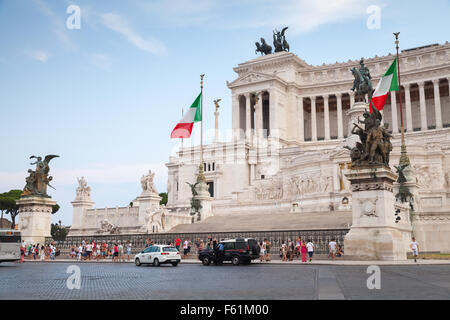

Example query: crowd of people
[17,235,422,263]
[68,240,133,262]
[19,240,58,262]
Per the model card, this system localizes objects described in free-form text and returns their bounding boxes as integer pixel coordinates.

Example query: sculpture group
[345,108,393,167]
[255,27,290,56]
[140,170,158,194]
[22,155,59,197]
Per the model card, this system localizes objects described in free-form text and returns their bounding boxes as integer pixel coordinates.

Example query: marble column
[418,81,428,131]
[404,84,413,132]
[269,89,277,138]
[245,93,252,142]
[255,92,263,139]
[432,79,443,129]
[311,96,317,141]
[298,96,304,142]
[350,91,355,107]
[390,91,399,133]
[336,93,343,139]
[232,94,239,134]
[323,95,330,140]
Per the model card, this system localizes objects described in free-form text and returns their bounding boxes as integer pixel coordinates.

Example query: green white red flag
[170,93,202,139]
[370,58,399,112]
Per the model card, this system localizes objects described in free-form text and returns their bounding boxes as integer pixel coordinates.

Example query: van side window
[223,242,235,250]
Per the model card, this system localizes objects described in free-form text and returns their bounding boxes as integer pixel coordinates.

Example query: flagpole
[198,74,206,183]
[181,108,184,150]
[394,32,410,166]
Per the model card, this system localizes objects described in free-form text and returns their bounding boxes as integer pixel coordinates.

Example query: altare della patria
[17,28,450,260]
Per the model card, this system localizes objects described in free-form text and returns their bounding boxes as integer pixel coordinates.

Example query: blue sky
[1,0,449,225]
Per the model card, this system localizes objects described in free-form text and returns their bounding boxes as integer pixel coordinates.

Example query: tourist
[96,243,101,261]
[118,242,124,262]
[281,241,287,262]
[264,239,271,261]
[328,239,337,261]
[410,237,419,262]
[300,241,308,262]
[50,244,56,260]
[32,245,37,260]
[295,237,301,258]
[113,244,119,262]
[102,241,108,259]
[126,241,132,261]
[287,239,294,261]
[40,245,45,261]
[306,239,314,262]
[77,243,83,261]
[183,239,189,257]
[86,242,92,260]
[175,237,181,251]
[69,246,76,259]
[336,244,343,257]
[198,240,204,252]
[19,242,25,263]
[259,241,265,262]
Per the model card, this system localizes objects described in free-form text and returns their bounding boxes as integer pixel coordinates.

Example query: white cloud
[28,50,50,62]
[99,12,167,56]
[91,53,112,70]
[32,0,75,49]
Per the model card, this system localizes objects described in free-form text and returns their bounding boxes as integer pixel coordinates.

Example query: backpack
[218,243,224,251]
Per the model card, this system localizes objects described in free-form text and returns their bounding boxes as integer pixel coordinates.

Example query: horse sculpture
[351,67,373,104]
[255,38,272,55]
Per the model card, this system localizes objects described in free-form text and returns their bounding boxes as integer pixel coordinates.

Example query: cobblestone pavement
[0,262,449,300]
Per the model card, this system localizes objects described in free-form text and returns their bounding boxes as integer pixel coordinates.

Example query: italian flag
[370,58,399,112]
[170,93,202,139]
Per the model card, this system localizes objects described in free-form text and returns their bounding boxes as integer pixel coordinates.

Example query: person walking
[126,241,132,261]
[264,239,271,261]
[306,239,314,262]
[113,243,119,262]
[410,237,419,262]
[328,239,337,261]
[40,245,45,261]
[300,241,308,262]
[19,242,25,263]
[118,242,124,262]
[183,239,189,258]
[281,241,287,262]
[259,241,265,262]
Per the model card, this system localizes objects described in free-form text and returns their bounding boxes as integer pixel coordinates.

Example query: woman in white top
[259,241,265,262]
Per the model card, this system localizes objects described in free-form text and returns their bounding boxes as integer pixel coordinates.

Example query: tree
[0,190,22,229]
[51,223,69,241]
[159,192,168,205]
[52,204,60,214]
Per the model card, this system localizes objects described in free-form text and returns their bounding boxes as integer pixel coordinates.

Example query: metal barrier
[46,228,349,256]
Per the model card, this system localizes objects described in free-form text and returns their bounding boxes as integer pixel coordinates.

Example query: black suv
[198,238,260,266]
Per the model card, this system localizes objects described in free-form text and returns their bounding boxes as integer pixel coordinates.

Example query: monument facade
[166,42,450,253]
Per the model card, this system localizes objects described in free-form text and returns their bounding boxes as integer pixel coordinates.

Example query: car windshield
[163,247,178,252]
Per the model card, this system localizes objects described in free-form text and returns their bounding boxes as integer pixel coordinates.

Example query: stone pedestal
[194,181,213,221]
[17,196,56,245]
[344,166,411,260]
[136,192,162,226]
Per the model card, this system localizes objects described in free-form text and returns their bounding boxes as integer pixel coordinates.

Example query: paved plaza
[0,261,449,300]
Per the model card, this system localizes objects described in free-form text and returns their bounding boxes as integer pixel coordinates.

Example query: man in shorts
[410,237,419,262]
[328,239,337,261]
[306,240,314,262]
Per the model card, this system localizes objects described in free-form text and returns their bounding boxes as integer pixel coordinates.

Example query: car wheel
[232,256,240,266]
[153,258,160,267]
[135,258,141,266]
[202,256,211,266]
[171,261,179,267]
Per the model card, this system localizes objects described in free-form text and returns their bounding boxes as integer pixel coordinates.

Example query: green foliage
[159,192,168,205]
[51,223,68,241]
[52,204,60,214]
[0,189,22,229]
